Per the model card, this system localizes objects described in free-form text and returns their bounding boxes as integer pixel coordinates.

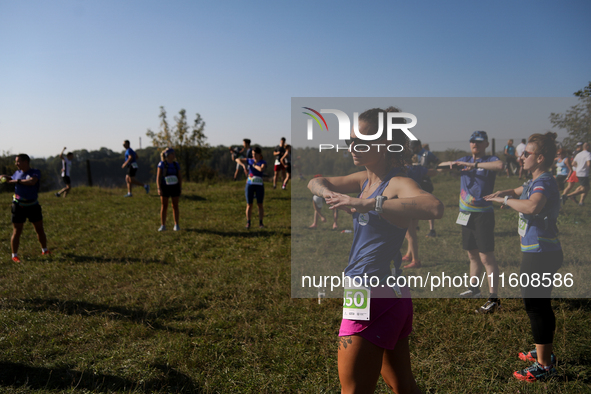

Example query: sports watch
[374,195,388,213]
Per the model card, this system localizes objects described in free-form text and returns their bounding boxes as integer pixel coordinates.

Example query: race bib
[131,162,139,169]
[274,159,281,166]
[518,214,528,237]
[164,175,178,185]
[249,175,263,185]
[342,284,370,321]
[456,212,471,226]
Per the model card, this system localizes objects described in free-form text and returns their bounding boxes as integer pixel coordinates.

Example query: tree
[146,107,209,182]
[550,82,591,149]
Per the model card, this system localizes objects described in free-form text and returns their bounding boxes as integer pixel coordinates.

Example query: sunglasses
[345,136,387,146]
[522,150,535,158]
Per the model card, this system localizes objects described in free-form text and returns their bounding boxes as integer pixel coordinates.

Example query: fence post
[86,160,93,187]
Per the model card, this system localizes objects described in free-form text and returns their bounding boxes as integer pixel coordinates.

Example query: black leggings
[520,250,563,345]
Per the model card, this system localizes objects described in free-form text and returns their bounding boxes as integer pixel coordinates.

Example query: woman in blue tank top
[308,107,443,393]
[485,132,563,382]
[554,148,571,191]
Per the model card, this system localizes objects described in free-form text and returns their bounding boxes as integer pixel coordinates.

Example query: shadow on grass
[61,253,167,265]
[185,228,289,238]
[495,230,519,238]
[558,299,591,312]
[0,362,202,393]
[181,194,206,202]
[3,298,206,335]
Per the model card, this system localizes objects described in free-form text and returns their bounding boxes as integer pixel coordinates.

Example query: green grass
[0,177,590,393]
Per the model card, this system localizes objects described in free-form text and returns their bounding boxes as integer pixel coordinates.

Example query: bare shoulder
[382,175,422,199]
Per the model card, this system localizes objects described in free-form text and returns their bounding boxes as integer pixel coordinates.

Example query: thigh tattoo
[338,336,353,351]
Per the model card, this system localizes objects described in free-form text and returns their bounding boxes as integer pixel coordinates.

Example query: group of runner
[1,114,585,390]
[308,106,570,391]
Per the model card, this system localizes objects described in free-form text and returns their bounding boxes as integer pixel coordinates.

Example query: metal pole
[86,160,93,187]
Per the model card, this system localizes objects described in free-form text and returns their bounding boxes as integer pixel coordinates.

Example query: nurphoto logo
[302,107,419,152]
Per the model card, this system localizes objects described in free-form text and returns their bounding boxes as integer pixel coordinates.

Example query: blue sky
[1,0,590,158]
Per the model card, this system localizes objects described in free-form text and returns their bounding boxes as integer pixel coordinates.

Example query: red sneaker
[12,256,21,263]
[42,250,51,256]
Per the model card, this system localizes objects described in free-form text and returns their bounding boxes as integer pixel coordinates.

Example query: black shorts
[286,164,291,174]
[461,211,495,253]
[579,176,590,188]
[128,166,138,177]
[62,176,71,185]
[556,175,567,190]
[11,202,43,224]
[160,184,181,198]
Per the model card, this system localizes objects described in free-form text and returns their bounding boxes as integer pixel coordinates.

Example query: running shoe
[513,362,557,382]
[476,299,501,314]
[55,192,61,197]
[282,184,286,190]
[144,184,150,194]
[403,260,421,269]
[124,193,132,197]
[158,225,166,232]
[518,350,557,365]
[579,202,585,207]
[246,221,251,230]
[173,224,180,231]
[12,256,21,263]
[426,229,437,238]
[41,250,51,256]
[459,289,482,298]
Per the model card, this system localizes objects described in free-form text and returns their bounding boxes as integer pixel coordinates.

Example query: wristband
[474,162,478,169]
[503,195,511,206]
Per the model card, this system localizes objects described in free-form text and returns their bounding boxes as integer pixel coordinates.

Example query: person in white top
[55,147,74,197]
[565,142,591,206]
[515,139,527,179]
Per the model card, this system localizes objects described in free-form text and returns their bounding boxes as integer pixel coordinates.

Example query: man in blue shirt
[0,154,49,262]
[122,140,149,197]
[439,131,504,313]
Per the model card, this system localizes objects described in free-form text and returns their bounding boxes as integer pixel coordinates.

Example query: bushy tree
[146,107,209,181]
[550,82,591,149]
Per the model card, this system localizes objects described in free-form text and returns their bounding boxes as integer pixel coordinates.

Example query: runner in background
[402,156,439,269]
[281,144,291,190]
[157,148,182,231]
[554,148,571,192]
[309,192,338,230]
[273,137,286,189]
[504,139,518,177]
[417,143,440,238]
[564,142,591,206]
[439,131,503,313]
[55,147,74,197]
[229,146,247,181]
[485,132,562,382]
[561,143,581,202]
[122,140,149,197]
[516,139,527,179]
[1,154,50,262]
[237,147,266,229]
